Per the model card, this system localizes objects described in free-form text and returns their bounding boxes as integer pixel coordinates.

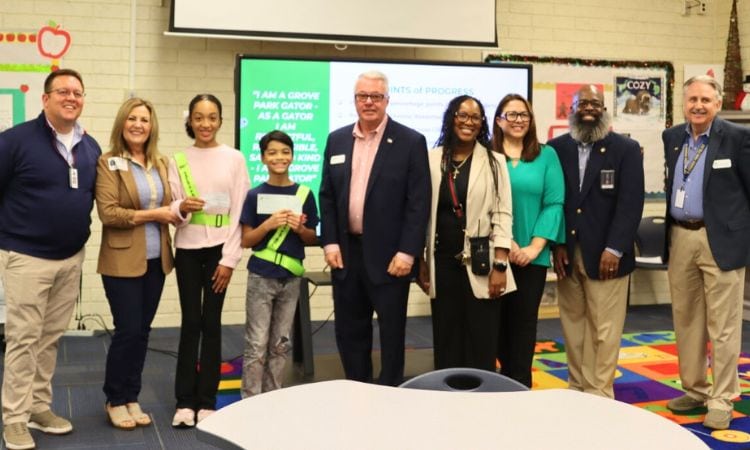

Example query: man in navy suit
[319,71,430,385]
[663,75,750,430]
[549,84,644,398]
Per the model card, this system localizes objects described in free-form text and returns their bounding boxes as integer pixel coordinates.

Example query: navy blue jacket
[663,117,750,270]
[548,132,644,279]
[319,117,430,285]
[0,112,101,259]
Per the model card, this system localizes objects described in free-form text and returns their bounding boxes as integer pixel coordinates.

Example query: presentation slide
[236,56,531,197]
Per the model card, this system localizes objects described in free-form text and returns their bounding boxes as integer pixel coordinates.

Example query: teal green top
[507,144,565,267]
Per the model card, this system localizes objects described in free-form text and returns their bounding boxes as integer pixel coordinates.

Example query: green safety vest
[173,152,230,227]
[252,185,310,276]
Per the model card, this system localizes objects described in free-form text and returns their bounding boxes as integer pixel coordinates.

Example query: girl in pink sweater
[168,94,249,427]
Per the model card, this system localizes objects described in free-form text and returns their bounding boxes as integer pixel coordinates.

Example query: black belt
[675,220,705,230]
[348,233,363,241]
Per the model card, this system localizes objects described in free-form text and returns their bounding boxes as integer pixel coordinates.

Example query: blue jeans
[102,258,165,406]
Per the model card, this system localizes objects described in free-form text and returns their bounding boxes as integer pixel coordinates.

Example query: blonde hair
[109,97,161,167]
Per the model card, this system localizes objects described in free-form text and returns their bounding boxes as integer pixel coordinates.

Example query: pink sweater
[168,144,250,268]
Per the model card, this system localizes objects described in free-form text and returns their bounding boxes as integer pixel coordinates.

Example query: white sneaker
[171,408,195,428]
[196,409,215,423]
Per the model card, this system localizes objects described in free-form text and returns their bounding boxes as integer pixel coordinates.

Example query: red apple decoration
[20,85,29,93]
[37,23,71,59]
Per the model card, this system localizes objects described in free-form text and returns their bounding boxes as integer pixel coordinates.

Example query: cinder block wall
[1,0,747,328]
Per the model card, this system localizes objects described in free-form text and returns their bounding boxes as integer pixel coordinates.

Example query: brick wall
[0,0,746,327]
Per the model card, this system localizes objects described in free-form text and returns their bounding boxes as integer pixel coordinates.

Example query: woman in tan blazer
[96,98,177,430]
[418,95,514,372]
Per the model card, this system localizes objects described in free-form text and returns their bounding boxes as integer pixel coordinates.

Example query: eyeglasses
[454,112,484,124]
[354,93,387,103]
[500,111,531,122]
[576,99,603,109]
[48,88,85,99]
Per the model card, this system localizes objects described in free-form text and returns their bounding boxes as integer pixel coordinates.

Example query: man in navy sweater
[0,69,101,450]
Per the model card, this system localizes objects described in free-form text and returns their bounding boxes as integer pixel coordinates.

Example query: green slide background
[238,59,330,209]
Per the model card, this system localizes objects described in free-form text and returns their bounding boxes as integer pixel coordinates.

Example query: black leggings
[174,245,226,410]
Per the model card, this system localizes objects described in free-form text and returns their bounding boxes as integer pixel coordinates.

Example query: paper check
[257,194,303,214]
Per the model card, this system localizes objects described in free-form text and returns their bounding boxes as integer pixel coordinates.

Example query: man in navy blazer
[549,84,644,398]
[319,71,430,385]
[663,75,750,430]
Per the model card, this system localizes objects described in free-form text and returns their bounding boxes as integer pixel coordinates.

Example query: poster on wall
[486,55,674,196]
[551,83,604,139]
[614,76,664,121]
[0,21,71,132]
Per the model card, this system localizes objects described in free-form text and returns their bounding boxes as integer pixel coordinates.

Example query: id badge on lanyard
[675,187,685,209]
[69,167,78,189]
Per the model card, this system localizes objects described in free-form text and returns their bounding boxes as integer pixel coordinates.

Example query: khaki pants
[557,246,628,398]
[668,225,744,411]
[0,249,84,424]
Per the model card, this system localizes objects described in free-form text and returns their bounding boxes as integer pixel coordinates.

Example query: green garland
[485,54,675,128]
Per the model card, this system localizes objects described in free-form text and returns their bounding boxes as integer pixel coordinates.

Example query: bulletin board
[486,54,674,196]
[0,21,71,132]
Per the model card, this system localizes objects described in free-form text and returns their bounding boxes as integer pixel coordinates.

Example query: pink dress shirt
[324,117,413,265]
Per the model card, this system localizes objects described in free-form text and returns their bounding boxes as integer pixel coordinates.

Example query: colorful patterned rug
[533,331,750,449]
[217,357,243,409]
[216,331,750,449]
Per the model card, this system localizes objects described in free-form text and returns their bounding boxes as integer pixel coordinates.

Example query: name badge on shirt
[600,169,615,190]
[69,167,78,189]
[107,156,129,171]
[675,188,685,209]
[330,154,346,165]
[712,159,732,169]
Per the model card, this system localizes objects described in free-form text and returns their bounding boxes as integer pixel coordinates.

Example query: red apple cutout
[37,25,71,59]
[20,85,29,93]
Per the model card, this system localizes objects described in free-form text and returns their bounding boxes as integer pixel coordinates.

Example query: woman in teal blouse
[491,94,565,387]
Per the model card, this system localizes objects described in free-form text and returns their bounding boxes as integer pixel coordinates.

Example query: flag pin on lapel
[600,147,606,153]
[387,138,393,144]
[673,146,679,152]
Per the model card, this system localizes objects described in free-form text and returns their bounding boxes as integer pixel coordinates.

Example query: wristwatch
[492,260,508,273]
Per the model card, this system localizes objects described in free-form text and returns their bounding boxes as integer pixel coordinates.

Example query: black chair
[399,368,529,392]
[628,216,668,305]
[634,216,668,270]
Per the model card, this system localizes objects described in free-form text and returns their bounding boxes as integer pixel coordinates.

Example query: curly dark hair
[435,95,497,191]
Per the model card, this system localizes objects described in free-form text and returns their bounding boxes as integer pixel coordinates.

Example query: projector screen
[170,0,497,48]
[235,56,532,197]
[235,55,532,194]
